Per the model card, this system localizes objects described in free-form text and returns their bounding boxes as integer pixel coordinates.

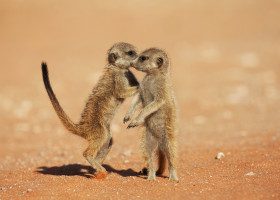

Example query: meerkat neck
[147,69,167,76]
[107,64,128,72]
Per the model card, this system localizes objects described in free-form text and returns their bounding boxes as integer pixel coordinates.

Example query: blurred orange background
[0,1,280,199]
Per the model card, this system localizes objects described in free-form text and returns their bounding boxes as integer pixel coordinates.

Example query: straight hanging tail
[41,62,82,137]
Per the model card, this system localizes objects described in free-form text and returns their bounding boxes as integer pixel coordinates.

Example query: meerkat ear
[156,57,164,68]
[108,53,118,64]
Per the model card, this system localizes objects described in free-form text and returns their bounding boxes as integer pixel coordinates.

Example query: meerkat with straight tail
[124,48,178,181]
[42,42,139,178]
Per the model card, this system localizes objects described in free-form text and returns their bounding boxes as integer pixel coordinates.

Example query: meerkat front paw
[127,121,138,129]
[123,116,131,124]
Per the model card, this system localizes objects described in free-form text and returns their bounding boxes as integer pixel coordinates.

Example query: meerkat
[41,42,139,178]
[123,48,178,181]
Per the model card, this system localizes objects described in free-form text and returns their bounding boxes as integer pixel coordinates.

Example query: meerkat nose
[130,62,134,67]
[130,59,137,67]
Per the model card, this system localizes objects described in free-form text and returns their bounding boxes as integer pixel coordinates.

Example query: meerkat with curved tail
[124,48,178,181]
[42,42,139,178]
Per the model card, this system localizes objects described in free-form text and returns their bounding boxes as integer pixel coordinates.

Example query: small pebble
[215,152,225,159]
[245,172,255,176]
[27,189,32,192]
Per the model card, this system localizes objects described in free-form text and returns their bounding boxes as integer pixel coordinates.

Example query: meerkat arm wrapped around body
[114,74,138,98]
[120,86,138,98]
[128,99,165,128]
[123,93,142,123]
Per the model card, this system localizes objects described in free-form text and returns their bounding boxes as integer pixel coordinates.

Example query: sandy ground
[1,0,280,199]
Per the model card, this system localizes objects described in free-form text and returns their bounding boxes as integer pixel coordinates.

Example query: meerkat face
[133,48,169,74]
[108,42,138,69]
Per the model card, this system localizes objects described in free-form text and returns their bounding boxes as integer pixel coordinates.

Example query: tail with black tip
[41,62,82,137]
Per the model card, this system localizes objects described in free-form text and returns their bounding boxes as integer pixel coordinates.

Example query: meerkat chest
[140,77,157,105]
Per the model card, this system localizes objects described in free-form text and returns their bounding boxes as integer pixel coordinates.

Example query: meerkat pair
[125,48,179,181]
[41,42,139,178]
[42,43,178,181]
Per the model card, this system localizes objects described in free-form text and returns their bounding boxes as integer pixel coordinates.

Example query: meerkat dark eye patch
[108,53,118,63]
[139,56,149,62]
[127,51,135,56]
[156,57,163,67]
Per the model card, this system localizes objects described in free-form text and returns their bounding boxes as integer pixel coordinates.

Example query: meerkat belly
[140,89,153,106]
[101,97,123,125]
[145,108,166,138]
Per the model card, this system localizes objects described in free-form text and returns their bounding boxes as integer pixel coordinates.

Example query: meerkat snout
[108,42,138,69]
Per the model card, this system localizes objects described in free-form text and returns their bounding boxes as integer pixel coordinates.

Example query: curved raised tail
[41,62,82,137]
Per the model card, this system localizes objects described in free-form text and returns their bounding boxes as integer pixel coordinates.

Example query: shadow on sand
[36,164,145,179]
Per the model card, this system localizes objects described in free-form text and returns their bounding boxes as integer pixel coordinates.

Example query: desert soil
[0,1,280,199]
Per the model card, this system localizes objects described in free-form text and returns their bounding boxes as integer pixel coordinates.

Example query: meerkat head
[107,42,138,69]
[133,48,170,74]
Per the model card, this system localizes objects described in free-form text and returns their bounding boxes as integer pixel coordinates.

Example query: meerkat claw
[123,117,130,124]
[127,123,137,129]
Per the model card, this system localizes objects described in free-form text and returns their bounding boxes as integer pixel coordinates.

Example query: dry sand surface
[1,0,280,199]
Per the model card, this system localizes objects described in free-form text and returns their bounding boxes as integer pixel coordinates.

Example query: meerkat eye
[127,51,135,56]
[140,56,149,62]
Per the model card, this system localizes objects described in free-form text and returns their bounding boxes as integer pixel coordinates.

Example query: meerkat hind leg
[160,141,178,181]
[145,132,158,181]
[141,149,166,176]
[83,139,106,172]
[95,136,113,164]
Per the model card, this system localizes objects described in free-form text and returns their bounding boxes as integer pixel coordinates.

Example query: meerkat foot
[168,176,179,182]
[168,171,179,182]
[147,174,156,181]
[147,170,156,181]
[94,170,108,179]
